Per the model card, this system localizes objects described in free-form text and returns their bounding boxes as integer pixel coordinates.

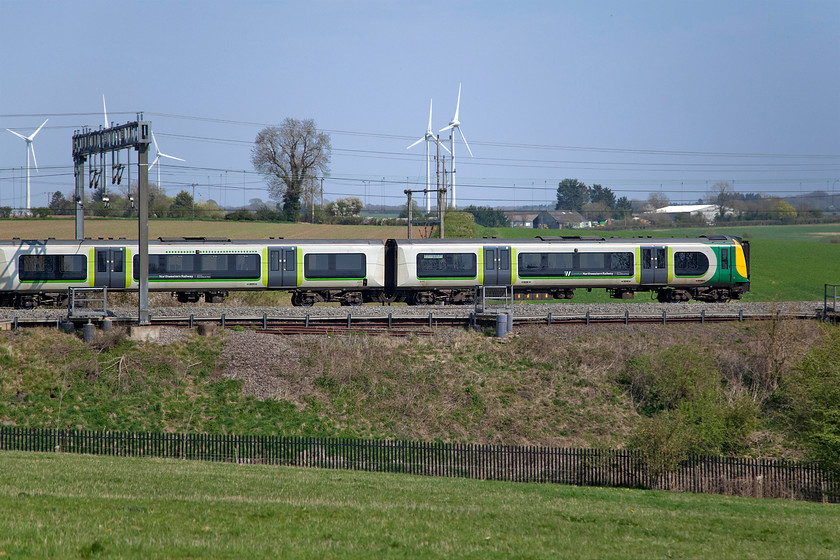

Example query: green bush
[777,327,840,471]
[622,346,759,473]
[618,346,719,416]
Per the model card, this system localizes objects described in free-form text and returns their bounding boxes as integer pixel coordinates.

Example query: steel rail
[0,308,824,335]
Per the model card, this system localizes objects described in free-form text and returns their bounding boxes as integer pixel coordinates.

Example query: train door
[94,247,126,288]
[483,245,511,286]
[718,246,731,283]
[267,246,297,288]
[640,246,668,285]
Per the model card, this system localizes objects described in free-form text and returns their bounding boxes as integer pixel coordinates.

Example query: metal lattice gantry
[71,118,152,325]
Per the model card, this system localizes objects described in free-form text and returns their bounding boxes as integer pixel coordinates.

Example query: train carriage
[0,235,748,308]
[386,235,749,305]
[0,238,387,308]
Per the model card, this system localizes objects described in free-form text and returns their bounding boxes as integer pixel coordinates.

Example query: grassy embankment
[1,451,837,559]
[0,320,831,453]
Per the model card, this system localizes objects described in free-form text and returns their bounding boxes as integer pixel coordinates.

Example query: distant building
[504,212,540,228]
[504,210,586,229]
[654,204,720,223]
[534,210,586,229]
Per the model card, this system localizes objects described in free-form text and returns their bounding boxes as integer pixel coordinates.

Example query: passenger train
[0,235,750,308]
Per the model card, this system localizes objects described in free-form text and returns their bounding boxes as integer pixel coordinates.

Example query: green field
[1,451,837,559]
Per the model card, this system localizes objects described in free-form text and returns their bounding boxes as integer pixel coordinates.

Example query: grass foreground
[1,451,838,559]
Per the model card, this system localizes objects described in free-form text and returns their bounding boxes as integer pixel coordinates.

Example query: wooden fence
[1,427,836,503]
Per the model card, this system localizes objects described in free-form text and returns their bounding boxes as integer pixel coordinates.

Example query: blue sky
[1,0,838,211]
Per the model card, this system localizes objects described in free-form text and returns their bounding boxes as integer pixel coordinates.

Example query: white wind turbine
[439,83,473,210]
[6,119,48,214]
[407,99,449,213]
[148,132,185,191]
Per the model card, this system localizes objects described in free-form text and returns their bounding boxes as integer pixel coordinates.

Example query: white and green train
[0,235,749,308]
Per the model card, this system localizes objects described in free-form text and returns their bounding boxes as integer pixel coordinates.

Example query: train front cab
[716,238,750,295]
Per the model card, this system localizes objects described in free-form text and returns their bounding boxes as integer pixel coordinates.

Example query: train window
[517,252,573,278]
[97,251,108,273]
[499,249,509,270]
[485,250,495,271]
[416,253,477,278]
[580,252,634,275]
[19,255,87,282]
[134,253,260,280]
[304,253,366,279]
[284,250,296,271]
[270,250,280,272]
[200,254,228,273]
[233,254,260,275]
[674,252,710,276]
[518,251,632,277]
[579,253,606,270]
[721,248,729,270]
[610,252,633,271]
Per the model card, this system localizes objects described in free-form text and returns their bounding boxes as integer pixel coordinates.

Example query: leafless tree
[708,181,737,220]
[251,118,331,222]
[646,192,670,211]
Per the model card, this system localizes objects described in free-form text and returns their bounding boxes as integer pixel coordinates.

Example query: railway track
[0,307,825,337]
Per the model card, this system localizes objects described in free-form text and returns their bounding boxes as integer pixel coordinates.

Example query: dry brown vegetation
[218,320,826,450]
[0,316,831,462]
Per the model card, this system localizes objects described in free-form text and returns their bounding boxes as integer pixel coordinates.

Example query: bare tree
[646,192,670,211]
[251,118,331,222]
[708,181,736,221]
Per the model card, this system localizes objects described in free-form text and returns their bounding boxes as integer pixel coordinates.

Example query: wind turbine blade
[30,144,39,171]
[439,123,455,133]
[149,155,160,171]
[6,129,27,141]
[427,99,433,131]
[30,119,48,140]
[103,95,109,127]
[458,127,473,157]
[453,83,462,121]
[160,152,185,162]
[152,132,160,154]
[407,137,425,150]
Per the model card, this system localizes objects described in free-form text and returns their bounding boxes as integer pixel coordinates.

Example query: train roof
[0,237,385,247]
[389,235,742,245]
[0,235,744,248]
